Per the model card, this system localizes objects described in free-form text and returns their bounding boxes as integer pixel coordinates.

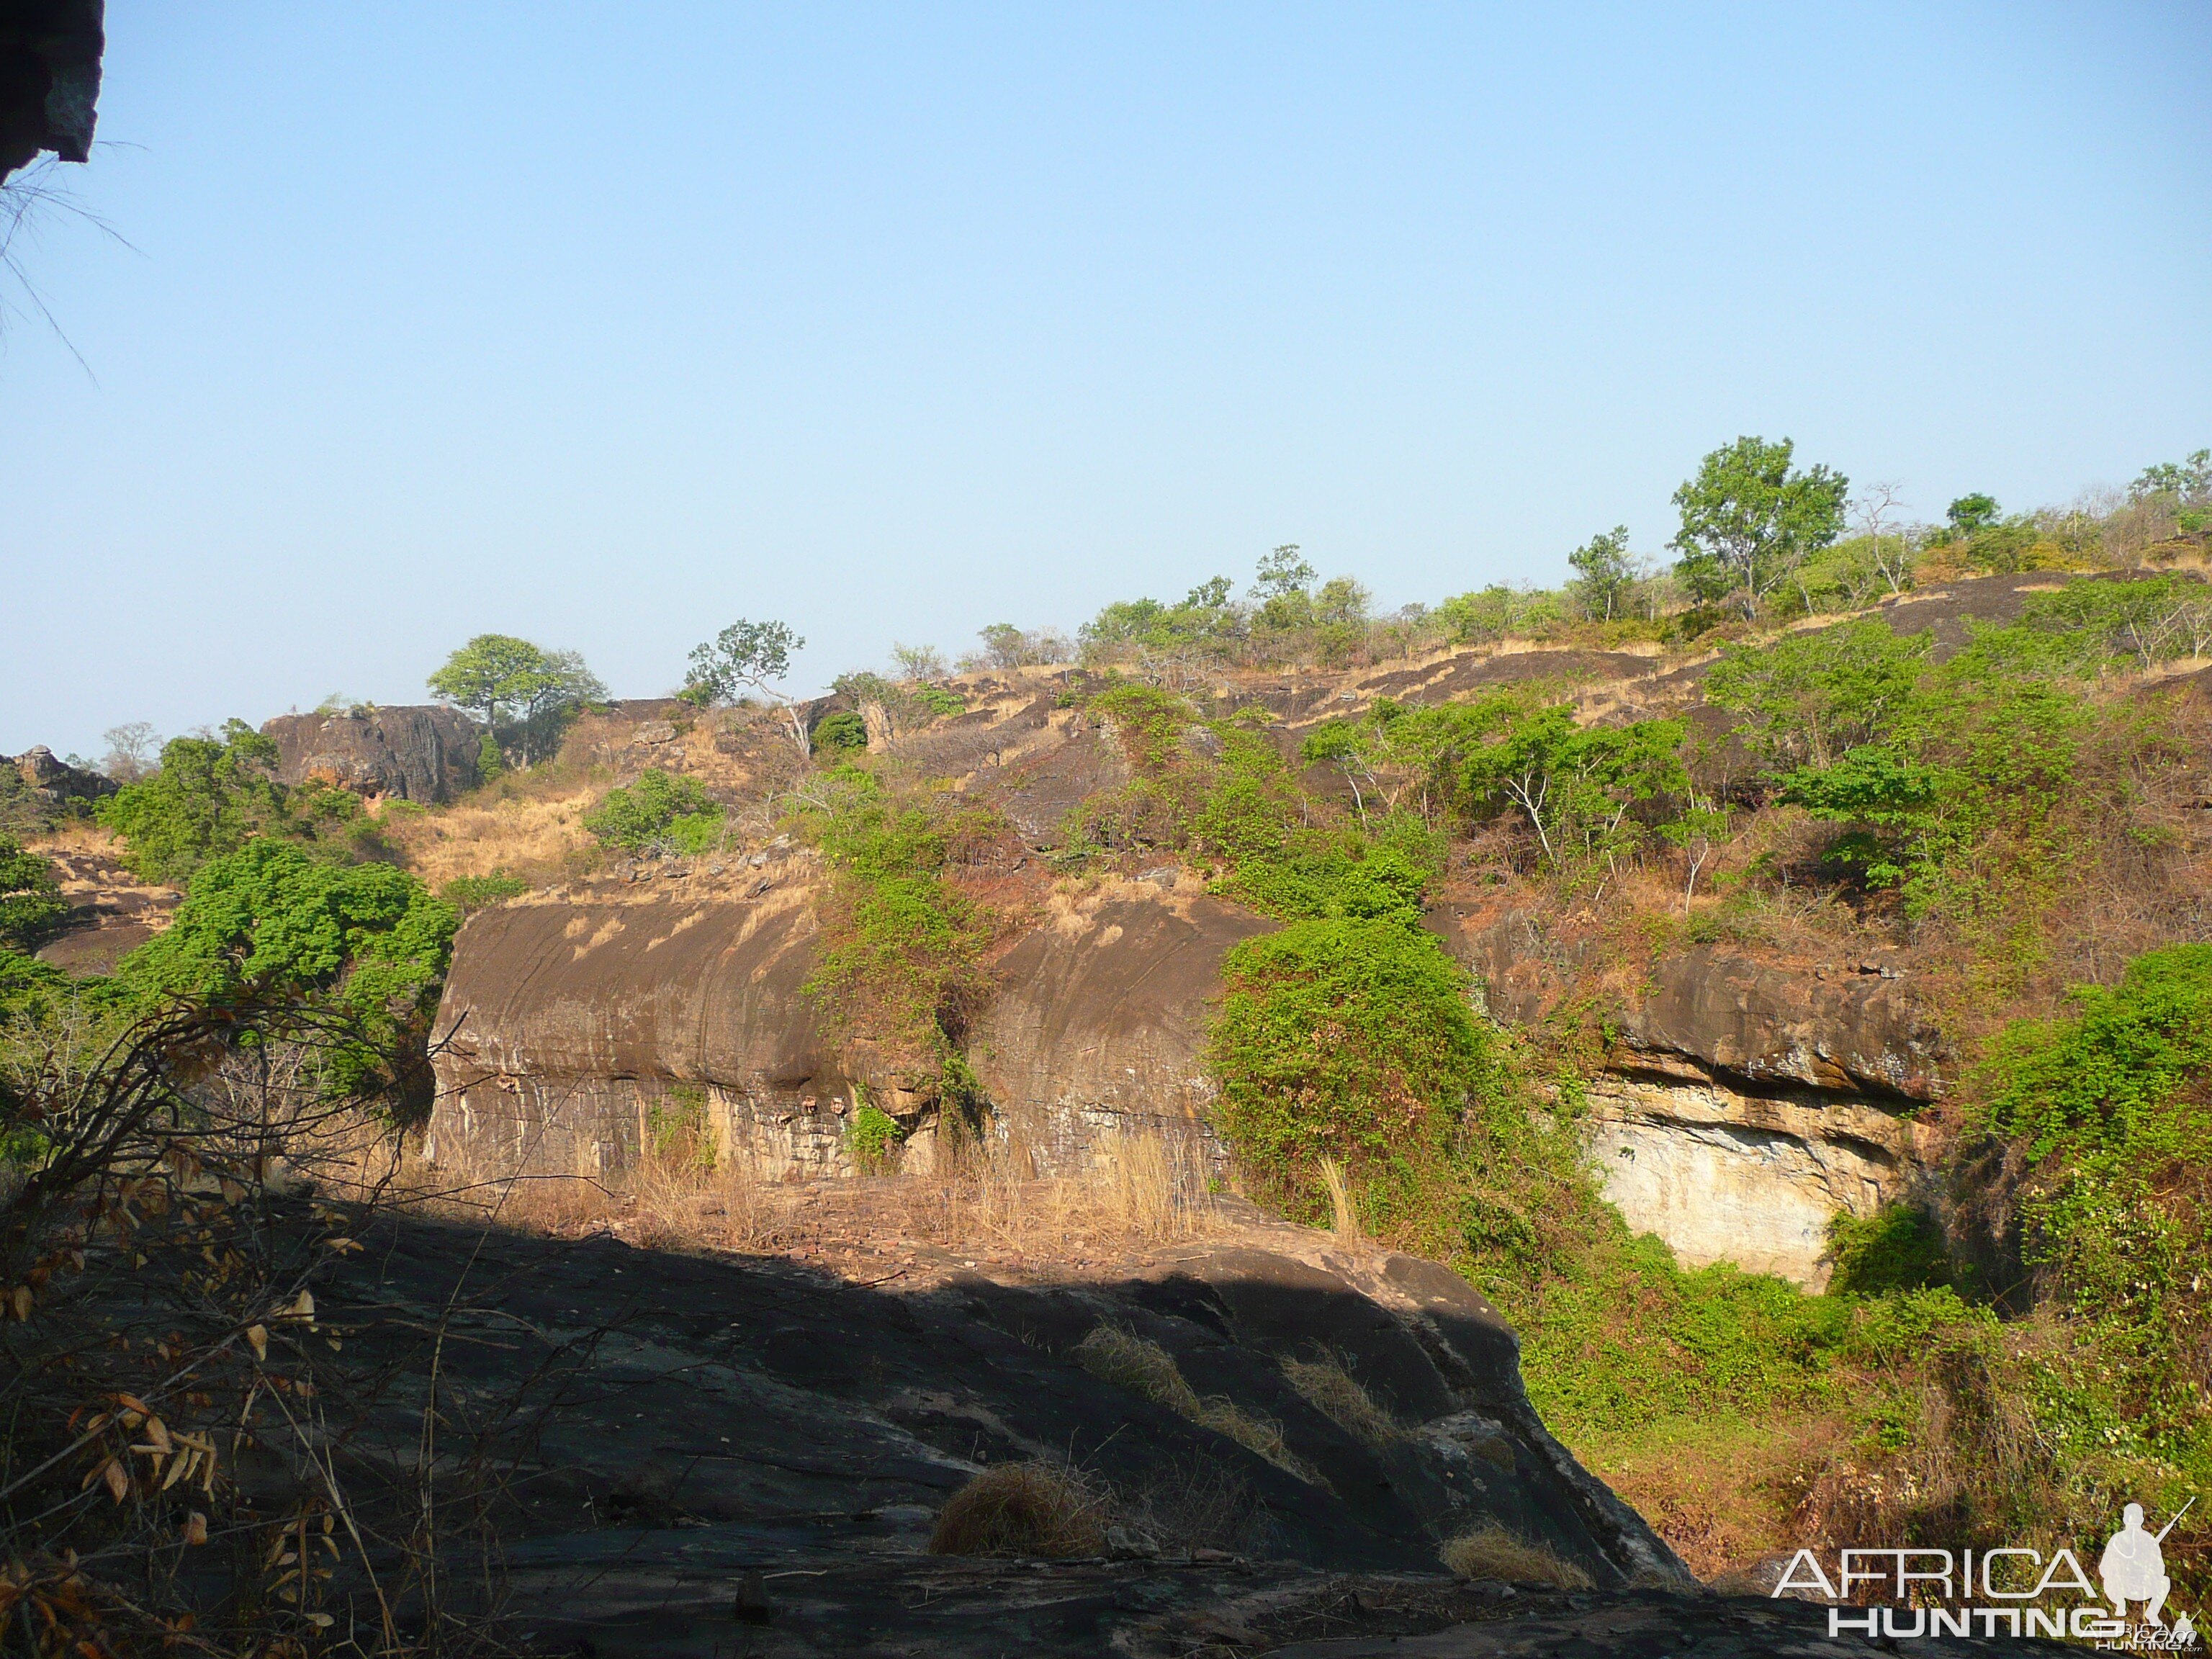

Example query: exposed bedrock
[426,880,1270,1182]
[1433,907,1945,1287]
[261,703,482,803]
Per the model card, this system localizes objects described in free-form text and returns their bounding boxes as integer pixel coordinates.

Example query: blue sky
[4,3,2208,760]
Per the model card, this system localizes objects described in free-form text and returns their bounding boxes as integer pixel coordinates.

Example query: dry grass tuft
[1092,1128,1207,1240]
[1074,1326,1321,1483]
[1281,1352,1401,1449]
[927,1462,1108,1558]
[1438,1523,1595,1589]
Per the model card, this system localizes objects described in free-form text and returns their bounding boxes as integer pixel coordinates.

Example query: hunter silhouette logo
[2102,1501,2188,1629]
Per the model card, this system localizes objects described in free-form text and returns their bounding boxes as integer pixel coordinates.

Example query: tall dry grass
[377,788,601,889]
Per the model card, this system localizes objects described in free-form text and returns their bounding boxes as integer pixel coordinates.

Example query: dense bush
[794,769,999,1080]
[582,768,725,853]
[1979,947,2212,1455]
[117,840,458,1089]
[0,837,67,949]
[440,870,530,911]
[811,709,870,755]
[98,724,291,885]
[1210,918,1492,1179]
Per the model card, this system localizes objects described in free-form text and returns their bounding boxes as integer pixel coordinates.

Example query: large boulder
[6,745,114,809]
[261,704,482,803]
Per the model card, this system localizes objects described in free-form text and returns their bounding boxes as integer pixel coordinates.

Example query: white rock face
[1583,1072,1924,1288]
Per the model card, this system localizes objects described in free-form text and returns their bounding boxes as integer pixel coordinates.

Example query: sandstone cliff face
[1434,906,1943,1287]
[968,881,1276,1171]
[262,705,481,803]
[426,876,1269,1184]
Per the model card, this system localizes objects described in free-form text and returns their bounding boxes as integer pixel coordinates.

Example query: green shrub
[1977,946,2212,1452]
[796,772,999,1076]
[1209,918,1492,1178]
[846,1101,905,1173]
[97,723,290,886]
[440,871,530,912]
[648,1084,716,1172]
[582,768,725,852]
[117,840,459,1089]
[0,837,67,950]
[811,709,870,755]
[1826,1203,1951,1297]
[1704,621,1930,770]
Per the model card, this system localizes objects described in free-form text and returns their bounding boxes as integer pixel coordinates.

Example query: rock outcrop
[30,846,178,976]
[0,0,103,182]
[312,1197,1696,1653]
[6,745,114,809]
[261,704,482,803]
[426,872,1262,1183]
[967,881,1274,1171]
[1436,907,1943,1287]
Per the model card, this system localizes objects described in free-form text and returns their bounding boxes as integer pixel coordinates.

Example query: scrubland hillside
[5,444,2210,1648]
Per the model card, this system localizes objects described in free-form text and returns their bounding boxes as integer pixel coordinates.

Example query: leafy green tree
[426,634,551,727]
[1704,620,1932,770]
[1945,493,2001,536]
[682,618,808,752]
[1568,526,1643,621]
[1251,544,1317,603]
[96,723,291,886]
[116,840,458,1087]
[0,837,67,949]
[581,768,725,854]
[1458,703,1687,871]
[2128,449,2211,508]
[1431,584,1567,645]
[1671,436,1851,619]
[1209,917,1492,1177]
[426,635,604,764]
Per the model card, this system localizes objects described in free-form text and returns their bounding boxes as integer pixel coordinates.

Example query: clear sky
[3,2,2208,760]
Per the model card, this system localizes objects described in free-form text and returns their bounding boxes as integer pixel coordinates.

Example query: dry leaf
[246,1324,268,1361]
[8,1285,30,1321]
[183,1512,207,1546]
[101,1460,127,1503]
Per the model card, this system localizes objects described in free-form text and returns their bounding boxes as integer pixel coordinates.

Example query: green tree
[96,723,291,886]
[1945,493,2001,536]
[117,839,458,1087]
[426,634,551,727]
[1704,620,1932,770]
[1568,526,1643,621]
[683,618,808,752]
[1458,703,1688,871]
[1209,918,1491,1178]
[0,837,66,949]
[1671,436,1851,619]
[426,635,603,763]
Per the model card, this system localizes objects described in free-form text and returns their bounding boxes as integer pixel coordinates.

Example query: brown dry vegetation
[1437,1524,1595,1589]
[927,1462,1109,1558]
